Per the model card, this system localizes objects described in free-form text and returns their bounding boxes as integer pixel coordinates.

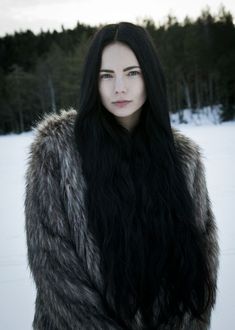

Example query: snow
[170,105,222,126]
[172,121,235,330]
[0,111,234,329]
[0,132,35,330]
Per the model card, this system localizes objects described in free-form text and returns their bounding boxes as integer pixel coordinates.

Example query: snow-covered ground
[0,110,234,329]
[173,121,235,330]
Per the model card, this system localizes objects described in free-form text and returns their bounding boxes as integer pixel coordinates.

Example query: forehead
[100,42,139,68]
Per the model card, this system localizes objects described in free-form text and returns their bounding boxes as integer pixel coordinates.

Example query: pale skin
[98,42,147,132]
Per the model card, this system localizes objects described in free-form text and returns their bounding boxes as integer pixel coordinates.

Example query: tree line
[0,6,234,134]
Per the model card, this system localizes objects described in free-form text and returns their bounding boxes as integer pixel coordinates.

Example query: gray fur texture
[25,109,219,329]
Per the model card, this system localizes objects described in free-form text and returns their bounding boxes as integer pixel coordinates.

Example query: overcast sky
[0,0,234,37]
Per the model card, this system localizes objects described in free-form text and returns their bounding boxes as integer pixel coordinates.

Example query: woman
[25,22,219,329]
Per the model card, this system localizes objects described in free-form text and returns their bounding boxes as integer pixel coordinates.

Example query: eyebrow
[99,66,140,73]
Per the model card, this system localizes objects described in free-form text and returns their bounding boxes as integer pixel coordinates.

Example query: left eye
[128,71,140,76]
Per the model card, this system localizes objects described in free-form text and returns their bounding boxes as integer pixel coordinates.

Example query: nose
[114,77,127,94]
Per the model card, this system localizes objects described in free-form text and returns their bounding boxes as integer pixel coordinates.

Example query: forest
[0,6,234,134]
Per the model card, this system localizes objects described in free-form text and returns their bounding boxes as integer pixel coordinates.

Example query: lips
[112,100,132,108]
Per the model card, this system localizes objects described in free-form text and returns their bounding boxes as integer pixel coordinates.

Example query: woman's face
[98,42,147,131]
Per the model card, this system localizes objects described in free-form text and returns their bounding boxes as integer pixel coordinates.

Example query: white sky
[0,0,235,37]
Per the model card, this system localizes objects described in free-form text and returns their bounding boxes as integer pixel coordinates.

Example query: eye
[100,73,113,79]
[127,70,141,77]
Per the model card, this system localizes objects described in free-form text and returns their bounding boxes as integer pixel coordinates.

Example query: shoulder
[172,127,202,164]
[171,127,206,194]
[26,109,78,180]
[29,108,78,155]
[33,108,77,142]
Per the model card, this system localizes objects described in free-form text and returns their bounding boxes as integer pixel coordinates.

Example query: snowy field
[0,113,234,329]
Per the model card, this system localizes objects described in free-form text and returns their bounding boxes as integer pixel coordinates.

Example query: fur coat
[25,109,219,330]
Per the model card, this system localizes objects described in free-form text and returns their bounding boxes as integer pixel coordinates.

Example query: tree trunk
[195,65,201,110]
[182,76,192,109]
[176,81,184,123]
[208,73,214,108]
[19,108,24,132]
[48,76,57,113]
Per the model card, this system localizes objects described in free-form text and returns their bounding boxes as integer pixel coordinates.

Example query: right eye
[100,73,113,79]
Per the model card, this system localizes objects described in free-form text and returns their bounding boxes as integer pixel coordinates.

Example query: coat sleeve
[190,151,219,329]
[25,133,123,330]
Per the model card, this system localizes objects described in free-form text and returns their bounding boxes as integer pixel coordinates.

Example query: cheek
[134,79,146,100]
[142,84,147,100]
[99,83,111,103]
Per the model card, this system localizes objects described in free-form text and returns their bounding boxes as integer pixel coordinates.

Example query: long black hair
[74,22,216,329]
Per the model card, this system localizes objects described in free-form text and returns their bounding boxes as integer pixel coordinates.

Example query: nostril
[114,83,127,94]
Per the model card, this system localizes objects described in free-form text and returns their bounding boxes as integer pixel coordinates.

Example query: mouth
[112,100,132,108]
